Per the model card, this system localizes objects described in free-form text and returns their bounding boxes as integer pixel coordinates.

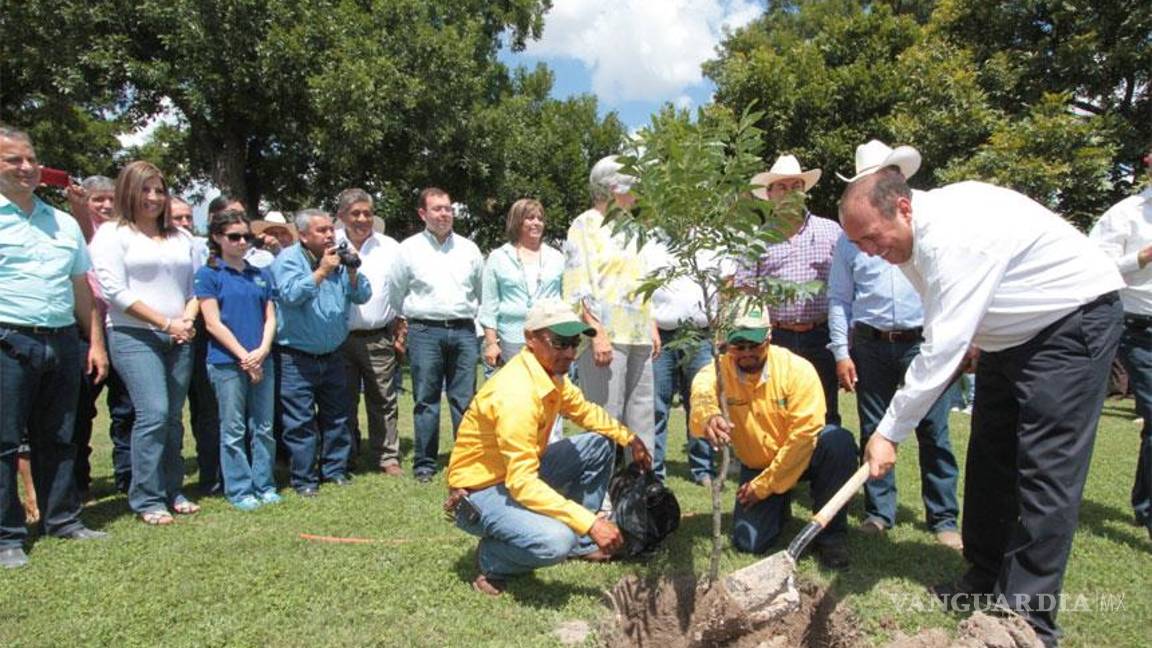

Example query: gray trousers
[575,342,654,454]
[341,323,401,467]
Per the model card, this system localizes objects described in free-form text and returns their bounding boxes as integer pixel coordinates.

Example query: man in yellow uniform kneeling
[691,309,857,569]
[446,298,652,595]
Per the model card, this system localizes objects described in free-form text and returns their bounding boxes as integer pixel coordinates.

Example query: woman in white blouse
[90,161,200,525]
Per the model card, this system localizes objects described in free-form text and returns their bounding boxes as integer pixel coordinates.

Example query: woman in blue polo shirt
[195,211,279,511]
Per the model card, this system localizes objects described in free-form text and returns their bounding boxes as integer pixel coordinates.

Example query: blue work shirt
[0,194,90,327]
[271,243,372,355]
[194,262,276,365]
[827,232,924,361]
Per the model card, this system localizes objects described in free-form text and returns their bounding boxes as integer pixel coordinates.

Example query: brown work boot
[859,518,887,536]
[935,530,963,551]
[576,548,615,563]
[472,574,506,597]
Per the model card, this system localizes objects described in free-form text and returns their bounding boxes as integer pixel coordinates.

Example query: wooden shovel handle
[811,463,870,527]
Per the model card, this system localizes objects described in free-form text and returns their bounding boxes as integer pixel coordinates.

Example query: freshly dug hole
[603,575,861,647]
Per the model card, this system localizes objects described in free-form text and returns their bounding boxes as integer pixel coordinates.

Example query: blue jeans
[770,324,840,425]
[731,425,857,554]
[454,433,615,578]
[407,322,479,475]
[105,365,135,493]
[277,348,351,489]
[652,328,714,481]
[188,329,220,493]
[851,332,960,531]
[1120,319,1152,531]
[108,327,193,514]
[0,326,84,547]
[208,360,276,503]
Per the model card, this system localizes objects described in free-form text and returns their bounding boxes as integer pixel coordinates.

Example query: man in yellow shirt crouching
[446,298,652,596]
[690,309,857,569]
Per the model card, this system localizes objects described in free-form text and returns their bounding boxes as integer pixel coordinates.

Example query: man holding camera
[445,299,651,596]
[391,188,484,483]
[271,209,371,496]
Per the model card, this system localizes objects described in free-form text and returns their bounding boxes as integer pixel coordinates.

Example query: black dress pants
[963,292,1121,646]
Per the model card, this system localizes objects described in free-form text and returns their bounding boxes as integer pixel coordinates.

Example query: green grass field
[2,379,1149,647]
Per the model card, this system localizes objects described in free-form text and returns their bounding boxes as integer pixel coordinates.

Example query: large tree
[2,0,626,244]
[704,0,1141,226]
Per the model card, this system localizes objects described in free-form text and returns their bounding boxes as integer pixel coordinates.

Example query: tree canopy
[704,0,1149,227]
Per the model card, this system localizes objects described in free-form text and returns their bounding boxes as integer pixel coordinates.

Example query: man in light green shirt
[0,126,110,569]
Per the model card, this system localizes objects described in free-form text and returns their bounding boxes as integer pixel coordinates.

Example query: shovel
[699,463,871,639]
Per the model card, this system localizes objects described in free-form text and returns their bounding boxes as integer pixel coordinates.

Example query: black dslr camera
[335,241,362,269]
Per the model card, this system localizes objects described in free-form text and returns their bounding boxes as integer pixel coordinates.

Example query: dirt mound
[882,611,1043,648]
[602,574,861,647]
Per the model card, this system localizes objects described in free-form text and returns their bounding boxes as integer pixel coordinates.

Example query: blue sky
[500,0,764,130]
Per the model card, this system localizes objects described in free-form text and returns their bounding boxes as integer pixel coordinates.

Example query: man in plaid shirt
[739,154,842,425]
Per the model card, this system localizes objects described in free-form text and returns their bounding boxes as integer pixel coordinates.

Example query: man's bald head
[838,169,915,264]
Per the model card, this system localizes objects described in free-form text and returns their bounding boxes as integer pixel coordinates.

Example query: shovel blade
[719,550,800,624]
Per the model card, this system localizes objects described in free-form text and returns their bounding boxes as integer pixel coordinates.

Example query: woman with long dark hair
[90,161,200,525]
[195,211,279,510]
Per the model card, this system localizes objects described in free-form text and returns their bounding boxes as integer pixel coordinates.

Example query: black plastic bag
[607,463,681,558]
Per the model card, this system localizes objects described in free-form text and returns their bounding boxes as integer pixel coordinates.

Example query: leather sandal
[139,511,175,526]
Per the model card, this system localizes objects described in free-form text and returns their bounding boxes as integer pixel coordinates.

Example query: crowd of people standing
[3,120,1148,647]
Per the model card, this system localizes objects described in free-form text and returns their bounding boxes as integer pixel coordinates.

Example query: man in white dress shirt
[391,187,484,482]
[840,170,1124,647]
[1088,148,1152,541]
[336,188,405,477]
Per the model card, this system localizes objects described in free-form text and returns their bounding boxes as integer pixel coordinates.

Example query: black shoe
[815,542,850,570]
[295,486,319,498]
[415,471,435,484]
[56,527,108,541]
[929,573,995,611]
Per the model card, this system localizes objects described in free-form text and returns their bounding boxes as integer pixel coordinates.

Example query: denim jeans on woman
[108,327,193,514]
[208,358,276,504]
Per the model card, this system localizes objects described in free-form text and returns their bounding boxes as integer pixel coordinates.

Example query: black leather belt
[347,323,394,338]
[410,318,473,329]
[0,322,76,336]
[855,323,923,343]
[1124,313,1152,328]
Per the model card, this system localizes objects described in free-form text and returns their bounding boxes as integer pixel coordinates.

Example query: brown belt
[774,320,826,333]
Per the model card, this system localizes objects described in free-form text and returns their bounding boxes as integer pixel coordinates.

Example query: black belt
[274,345,336,360]
[855,323,923,343]
[410,318,473,329]
[1124,313,1152,328]
[0,322,76,336]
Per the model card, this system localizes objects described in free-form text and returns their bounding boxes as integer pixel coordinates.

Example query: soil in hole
[602,574,861,647]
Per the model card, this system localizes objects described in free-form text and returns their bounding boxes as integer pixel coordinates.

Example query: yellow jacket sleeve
[559,378,635,448]
[747,358,825,499]
[689,362,721,438]
[492,389,600,534]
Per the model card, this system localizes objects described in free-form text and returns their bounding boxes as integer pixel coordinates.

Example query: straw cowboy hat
[249,210,298,241]
[750,155,822,199]
[837,139,922,183]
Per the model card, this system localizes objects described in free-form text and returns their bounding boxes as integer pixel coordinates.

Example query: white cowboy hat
[837,139,922,182]
[750,155,822,199]
[249,210,298,240]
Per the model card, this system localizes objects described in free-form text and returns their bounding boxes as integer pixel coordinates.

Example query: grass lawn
[2,376,1149,647]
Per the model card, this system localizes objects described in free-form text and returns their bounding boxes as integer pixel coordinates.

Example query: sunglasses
[224,233,256,243]
[547,334,582,350]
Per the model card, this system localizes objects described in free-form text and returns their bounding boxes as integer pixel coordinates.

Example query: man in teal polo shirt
[0,126,110,569]
[271,208,371,496]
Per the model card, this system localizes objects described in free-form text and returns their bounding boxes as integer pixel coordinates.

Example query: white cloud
[526,0,762,103]
[116,98,182,149]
